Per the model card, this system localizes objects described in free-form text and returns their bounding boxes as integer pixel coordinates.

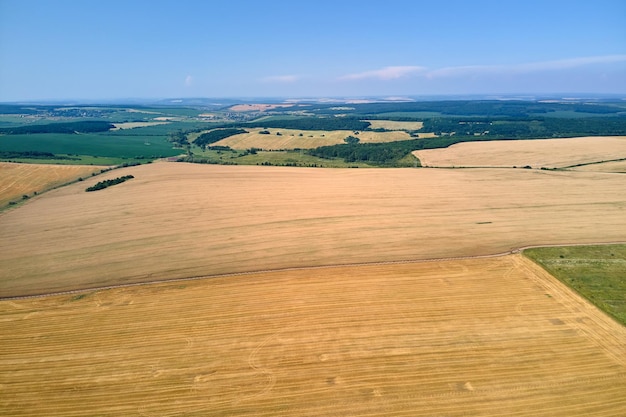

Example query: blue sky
[0,0,625,101]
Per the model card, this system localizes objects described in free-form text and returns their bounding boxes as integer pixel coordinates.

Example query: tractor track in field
[2,241,625,301]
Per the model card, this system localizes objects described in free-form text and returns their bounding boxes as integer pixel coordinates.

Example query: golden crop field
[1,162,626,297]
[2,155,626,416]
[1,255,625,416]
[0,162,105,208]
[208,127,411,150]
[414,136,626,168]
[364,119,424,130]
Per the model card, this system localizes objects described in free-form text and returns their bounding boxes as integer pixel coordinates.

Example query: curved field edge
[413,136,626,169]
[524,244,626,326]
[1,255,625,416]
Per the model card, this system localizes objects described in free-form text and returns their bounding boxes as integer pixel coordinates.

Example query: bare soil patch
[414,136,626,168]
[1,255,624,416]
[1,163,625,297]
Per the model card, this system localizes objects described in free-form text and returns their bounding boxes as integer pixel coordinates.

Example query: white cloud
[184,75,193,86]
[262,75,299,83]
[340,66,427,81]
[428,55,626,78]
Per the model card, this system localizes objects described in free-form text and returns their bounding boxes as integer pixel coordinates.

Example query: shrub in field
[86,175,134,192]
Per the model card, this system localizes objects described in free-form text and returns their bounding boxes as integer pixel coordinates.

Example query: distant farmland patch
[111,121,170,130]
[209,128,411,150]
[414,136,626,168]
[364,120,424,130]
[229,103,296,112]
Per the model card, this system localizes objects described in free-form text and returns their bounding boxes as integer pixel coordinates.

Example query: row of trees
[246,117,370,131]
[0,121,114,135]
[312,100,625,117]
[194,128,247,148]
[0,151,78,160]
[85,175,134,192]
[419,117,626,138]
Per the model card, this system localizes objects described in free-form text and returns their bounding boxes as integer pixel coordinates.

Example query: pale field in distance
[365,119,424,130]
[414,136,626,168]
[111,121,169,130]
[1,255,625,416]
[0,162,105,208]
[1,162,626,297]
[208,127,411,150]
[229,103,296,112]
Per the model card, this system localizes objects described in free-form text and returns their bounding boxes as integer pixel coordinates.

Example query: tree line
[0,121,114,135]
[194,128,247,148]
[86,175,135,192]
[419,117,626,138]
[245,117,370,131]
[311,100,625,117]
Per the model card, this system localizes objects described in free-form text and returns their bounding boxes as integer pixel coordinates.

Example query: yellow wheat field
[0,162,105,208]
[364,120,424,130]
[207,127,412,150]
[414,136,626,168]
[1,255,625,416]
[1,162,625,297]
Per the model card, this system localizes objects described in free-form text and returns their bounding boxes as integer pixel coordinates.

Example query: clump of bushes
[86,175,134,192]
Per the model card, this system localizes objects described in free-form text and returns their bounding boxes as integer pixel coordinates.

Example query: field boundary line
[2,240,625,301]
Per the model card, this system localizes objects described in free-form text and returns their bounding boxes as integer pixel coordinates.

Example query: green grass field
[524,245,626,326]
[0,132,180,159]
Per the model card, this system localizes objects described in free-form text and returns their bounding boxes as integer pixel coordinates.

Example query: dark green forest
[194,128,247,148]
[0,121,114,134]
[245,117,370,131]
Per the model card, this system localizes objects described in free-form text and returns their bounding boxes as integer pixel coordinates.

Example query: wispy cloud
[262,74,300,83]
[184,75,193,86]
[339,66,427,81]
[341,55,626,81]
[429,55,626,78]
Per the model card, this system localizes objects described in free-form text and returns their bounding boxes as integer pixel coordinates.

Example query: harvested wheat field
[364,119,424,130]
[1,162,626,297]
[0,162,105,208]
[1,255,625,416]
[208,127,411,150]
[414,136,626,168]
